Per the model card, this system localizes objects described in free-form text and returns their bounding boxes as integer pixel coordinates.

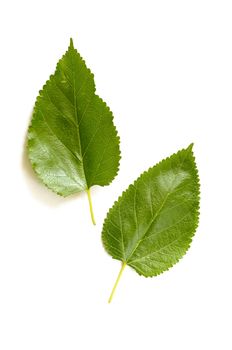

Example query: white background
[0,0,231,349]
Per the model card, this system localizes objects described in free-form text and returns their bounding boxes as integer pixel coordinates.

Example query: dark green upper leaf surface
[102,145,200,277]
[28,39,120,196]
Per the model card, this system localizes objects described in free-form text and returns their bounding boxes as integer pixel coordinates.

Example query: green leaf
[27,39,120,224]
[102,144,200,302]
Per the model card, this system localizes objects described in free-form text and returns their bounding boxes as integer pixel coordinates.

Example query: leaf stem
[86,188,96,225]
[108,261,127,303]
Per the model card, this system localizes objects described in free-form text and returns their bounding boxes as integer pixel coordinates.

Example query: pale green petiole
[108,261,127,303]
[86,188,96,225]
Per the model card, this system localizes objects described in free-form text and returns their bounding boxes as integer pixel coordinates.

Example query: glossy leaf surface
[102,144,200,282]
[28,39,120,199]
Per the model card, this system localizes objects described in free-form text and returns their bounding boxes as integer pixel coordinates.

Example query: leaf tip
[69,38,74,49]
[187,143,194,152]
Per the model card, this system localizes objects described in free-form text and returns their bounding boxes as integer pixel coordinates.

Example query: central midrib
[126,190,171,262]
[70,49,89,190]
[125,149,191,263]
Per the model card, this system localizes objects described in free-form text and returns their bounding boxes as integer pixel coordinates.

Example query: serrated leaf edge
[102,144,200,278]
[27,38,121,197]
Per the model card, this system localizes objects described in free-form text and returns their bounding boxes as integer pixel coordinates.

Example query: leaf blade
[102,144,200,278]
[27,39,120,198]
